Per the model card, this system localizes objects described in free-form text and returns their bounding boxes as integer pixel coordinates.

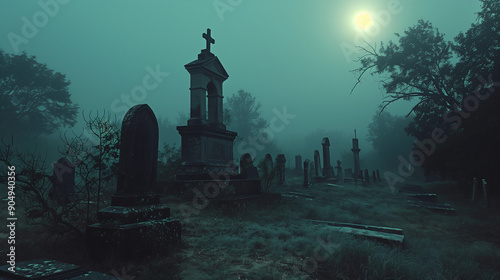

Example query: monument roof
[185,28,229,80]
[184,52,229,80]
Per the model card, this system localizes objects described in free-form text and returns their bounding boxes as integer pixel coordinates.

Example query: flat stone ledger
[86,204,181,262]
[176,125,237,180]
[0,259,119,279]
[87,218,181,262]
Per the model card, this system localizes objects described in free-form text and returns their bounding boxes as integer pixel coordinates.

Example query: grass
[2,177,500,279]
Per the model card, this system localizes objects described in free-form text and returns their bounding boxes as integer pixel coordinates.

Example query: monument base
[169,178,261,200]
[323,167,335,178]
[175,162,238,181]
[314,176,327,183]
[111,192,160,206]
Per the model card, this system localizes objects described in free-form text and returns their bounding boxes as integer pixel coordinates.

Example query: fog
[0,0,481,168]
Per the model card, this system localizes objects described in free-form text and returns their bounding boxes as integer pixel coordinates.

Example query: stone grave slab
[281,191,315,199]
[407,200,456,214]
[0,259,119,280]
[306,220,404,247]
[406,193,437,202]
[327,183,346,188]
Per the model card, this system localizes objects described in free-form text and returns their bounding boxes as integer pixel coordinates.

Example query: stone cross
[203,28,215,52]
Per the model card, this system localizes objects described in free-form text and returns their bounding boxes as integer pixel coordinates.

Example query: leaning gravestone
[264,153,273,171]
[276,154,286,185]
[49,157,75,202]
[86,104,180,262]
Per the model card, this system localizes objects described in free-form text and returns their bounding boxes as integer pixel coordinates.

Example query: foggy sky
[0,0,481,163]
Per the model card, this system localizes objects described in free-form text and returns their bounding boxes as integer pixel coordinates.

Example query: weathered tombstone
[87,104,181,262]
[240,153,259,179]
[336,160,343,183]
[351,130,361,179]
[322,137,335,177]
[482,179,489,207]
[372,170,377,183]
[376,169,381,181]
[364,169,370,184]
[314,150,321,177]
[276,154,286,185]
[295,155,303,174]
[303,160,311,187]
[345,168,353,178]
[309,162,316,184]
[264,153,273,171]
[471,178,489,207]
[50,157,75,202]
[471,177,477,203]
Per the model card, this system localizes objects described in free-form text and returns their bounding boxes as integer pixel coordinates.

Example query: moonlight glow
[355,12,373,30]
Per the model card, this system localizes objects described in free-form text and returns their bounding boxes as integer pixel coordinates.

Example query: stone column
[188,86,207,126]
[295,155,303,174]
[351,136,361,179]
[314,150,321,177]
[322,137,334,177]
[336,160,343,183]
[276,154,286,185]
[207,82,225,129]
[303,160,310,187]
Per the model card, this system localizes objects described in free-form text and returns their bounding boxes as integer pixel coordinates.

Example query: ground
[3,176,500,280]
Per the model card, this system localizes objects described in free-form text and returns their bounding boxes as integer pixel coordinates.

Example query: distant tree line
[352,0,500,192]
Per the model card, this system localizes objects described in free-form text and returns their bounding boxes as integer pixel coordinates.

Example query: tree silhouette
[0,50,78,139]
[226,89,267,141]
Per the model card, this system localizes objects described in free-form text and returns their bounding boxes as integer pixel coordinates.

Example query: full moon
[355,12,373,30]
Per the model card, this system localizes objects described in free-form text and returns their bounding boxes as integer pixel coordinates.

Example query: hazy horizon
[0,0,482,165]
